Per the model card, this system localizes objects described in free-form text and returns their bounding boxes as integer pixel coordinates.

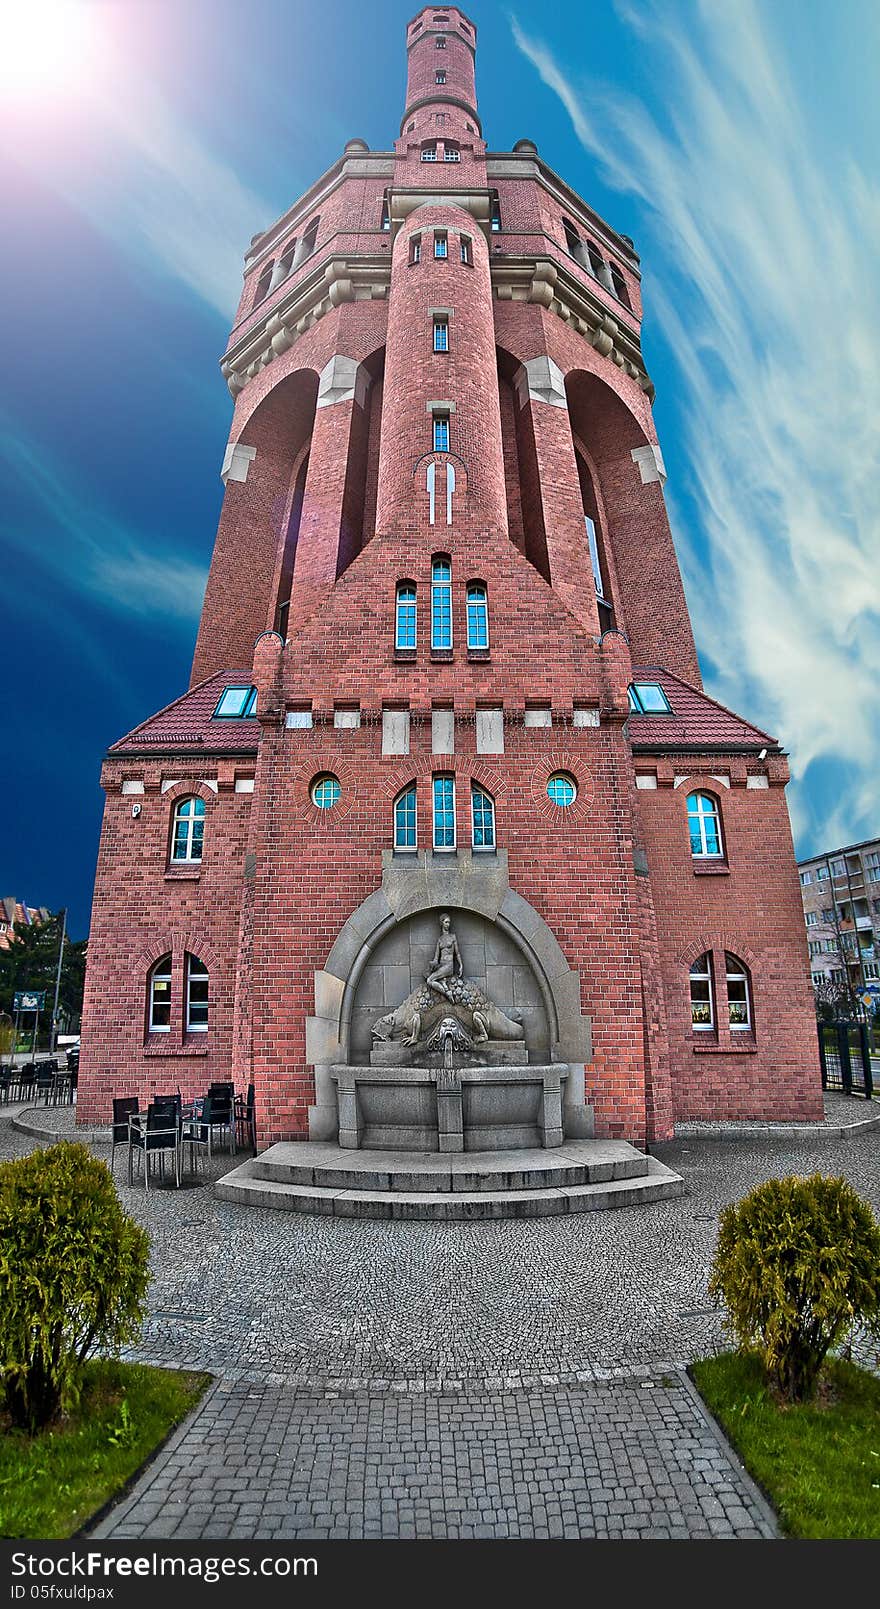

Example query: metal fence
[818,1021,874,1098]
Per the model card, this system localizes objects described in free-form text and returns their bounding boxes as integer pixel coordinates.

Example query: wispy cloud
[512,0,880,850]
[0,426,206,622]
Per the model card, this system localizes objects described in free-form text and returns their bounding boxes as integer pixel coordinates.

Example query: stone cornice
[491,257,654,399]
[221,256,391,397]
[244,153,396,273]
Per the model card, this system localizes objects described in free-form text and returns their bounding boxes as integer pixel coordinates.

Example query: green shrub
[709,1174,880,1402]
[0,1143,151,1432]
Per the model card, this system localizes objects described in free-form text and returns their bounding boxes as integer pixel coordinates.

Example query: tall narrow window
[410,237,421,264]
[471,785,495,850]
[431,557,452,647]
[466,583,489,649]
[394,785,417,851]
[435,69,446,83]
[490,195,502,232]
[433,775,456,849]
[434,231,447,258]
[433,413,450,452]
[609,263,629,307]
[171,797,205,863]
[380,196,390,231]
[687,792,723,859]
[460,236,472,265]
[301,217,319,258]
[435,36,446,48]
[725,954,752,1031]
[186,955,209,1033]
[586,240,605,278]
[689,954,714,1031]
[253,261,274,307]
[433,317,449,352]
[395,582,417,649]
[149,956,172,1033]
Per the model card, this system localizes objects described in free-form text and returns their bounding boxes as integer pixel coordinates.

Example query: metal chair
[15,1064,35,1103]
[128,1100,181,1189]
[235,1084,256,1153]
[35,1065,55,1106]
[111,1097,139,1173]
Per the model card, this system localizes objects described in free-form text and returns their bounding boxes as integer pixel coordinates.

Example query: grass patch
[0,1359,209,1538]
[692,1351,880,1539]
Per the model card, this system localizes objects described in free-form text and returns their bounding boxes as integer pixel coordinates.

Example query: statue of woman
[426,912,463,1001]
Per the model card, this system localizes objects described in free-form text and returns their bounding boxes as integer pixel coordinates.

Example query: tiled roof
[628,667,777,751]
[108,672,260,756]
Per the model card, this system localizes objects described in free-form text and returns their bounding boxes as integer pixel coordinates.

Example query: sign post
[13,992,47,1063]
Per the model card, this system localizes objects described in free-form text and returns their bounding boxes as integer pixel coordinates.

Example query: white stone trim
[635,774,657,790]
[220,442,257,484]
[746,774,770,789]
[631,444,667,485]
[573,707,600,727]
[514,355,567,409]
[234,778,255,793]
[121,780,144,795]
[316,354,369,409]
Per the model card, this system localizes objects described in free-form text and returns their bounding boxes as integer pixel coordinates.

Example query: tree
[0,912,87,1033]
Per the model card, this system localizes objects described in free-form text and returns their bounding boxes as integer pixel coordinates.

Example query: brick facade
[78,6,822,1140]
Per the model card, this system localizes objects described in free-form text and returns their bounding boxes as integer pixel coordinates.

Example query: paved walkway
[91,1374,776,1540]
[4,1100,879,1540]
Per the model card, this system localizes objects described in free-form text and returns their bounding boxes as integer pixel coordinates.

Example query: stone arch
[305,851,593,1140]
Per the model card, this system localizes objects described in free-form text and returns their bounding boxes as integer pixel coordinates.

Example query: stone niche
[349,907,548,1064]
[306,849,595,1144]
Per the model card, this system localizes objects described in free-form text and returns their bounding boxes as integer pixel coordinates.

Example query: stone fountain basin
[331,1064,568,1152]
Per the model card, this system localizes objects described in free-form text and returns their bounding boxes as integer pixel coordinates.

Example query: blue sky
[1,0,877,938]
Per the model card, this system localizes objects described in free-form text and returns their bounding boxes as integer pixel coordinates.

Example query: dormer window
[628,683,672,715]
[213,685,257,719]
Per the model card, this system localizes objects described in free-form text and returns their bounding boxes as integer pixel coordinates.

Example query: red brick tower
[78,7,822,1145]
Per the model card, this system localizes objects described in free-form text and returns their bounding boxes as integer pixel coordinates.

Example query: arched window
[395,582,417,649]
[301,218,319,258]
[431,556,452,649]
[471,785,495,850]
[394,785,417,851]
[420,142,438,162]
[253,261,274,307]
[687,791,723,858]
[171,797,205,863]
[443,142,460,163]
[609,263,630,307]
[725,953,752,1032]
[466,583,489,649]
[689,953,714,1031]
[186,955,209,1033]
[149,955,172,1033]
[277,237,297,278]
[433,774,456,849]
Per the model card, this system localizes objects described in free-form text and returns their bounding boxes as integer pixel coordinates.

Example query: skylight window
[628,682,672,715]
[213,685,257,719]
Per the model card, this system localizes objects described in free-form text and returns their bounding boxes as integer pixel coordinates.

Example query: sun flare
[0,0,101,100]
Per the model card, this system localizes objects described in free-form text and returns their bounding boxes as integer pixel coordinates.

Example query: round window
[547,772,577,808]
[311,774,341,809]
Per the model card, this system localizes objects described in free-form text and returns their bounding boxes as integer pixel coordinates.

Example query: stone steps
[216,1140,686,1219]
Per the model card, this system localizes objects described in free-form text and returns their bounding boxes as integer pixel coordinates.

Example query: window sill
[394,649,417,664]
[144,1036,210,1056]
[692,1039,758,1054]
[430,649,454,663]
[692,861,730,876]
[467,649,491,662]
[165,866,201,881]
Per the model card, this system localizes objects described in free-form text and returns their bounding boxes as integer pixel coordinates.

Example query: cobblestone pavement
[91,1374,776,1540]
[5,1101,877,1539]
